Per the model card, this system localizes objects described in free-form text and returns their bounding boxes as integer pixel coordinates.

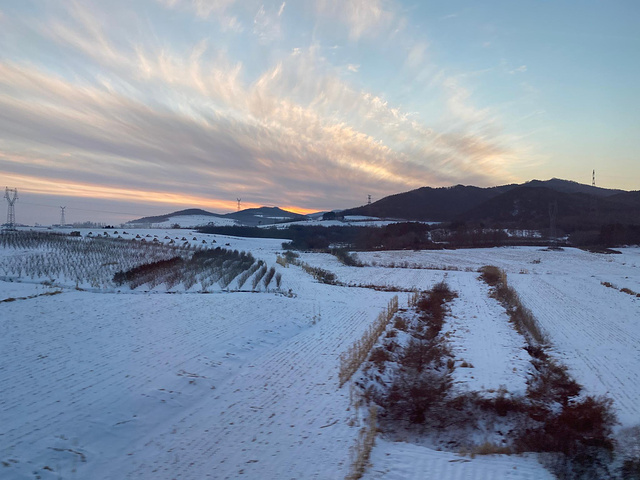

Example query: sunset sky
[1,0,638,225]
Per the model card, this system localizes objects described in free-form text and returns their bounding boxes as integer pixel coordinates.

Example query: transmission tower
[4,187,18,230]
[592,169,596,187]
[60,206,66,226]
[367,194,372,205]
[236,198,241,212]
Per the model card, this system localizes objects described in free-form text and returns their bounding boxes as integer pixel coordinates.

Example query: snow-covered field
[1,234,638,479]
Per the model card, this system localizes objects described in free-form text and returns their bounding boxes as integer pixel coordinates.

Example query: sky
[0,0,638,225]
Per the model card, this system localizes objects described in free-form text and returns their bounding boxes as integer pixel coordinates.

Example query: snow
[509,271,640,427]
[0,281,60,301]
[2,237,638,479]
[363,439,555,480]
[139,215,238,228]
[444,274,532,397]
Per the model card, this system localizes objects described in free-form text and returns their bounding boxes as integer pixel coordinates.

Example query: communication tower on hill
[4,187,18,230]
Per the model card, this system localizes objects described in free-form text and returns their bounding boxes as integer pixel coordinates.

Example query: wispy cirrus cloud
[0,0,534,223]
[315,0,398,40]
[157,0,236,18]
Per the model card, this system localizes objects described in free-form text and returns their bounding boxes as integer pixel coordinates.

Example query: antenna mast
[60,206,66,226]
[4,187,18,230]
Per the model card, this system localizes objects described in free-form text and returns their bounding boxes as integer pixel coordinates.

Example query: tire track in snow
[0,291,312,478]
[509,274,640,427]
[105,290,394,479]
[444,272,531,396]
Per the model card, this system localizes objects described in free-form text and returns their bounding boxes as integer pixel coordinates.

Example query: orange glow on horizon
[2,172,321,215]
[280,205,320,215]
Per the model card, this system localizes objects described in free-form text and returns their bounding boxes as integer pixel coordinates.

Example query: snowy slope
[2,240,638,479]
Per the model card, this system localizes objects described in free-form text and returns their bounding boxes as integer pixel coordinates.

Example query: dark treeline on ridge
[197,223,556,251]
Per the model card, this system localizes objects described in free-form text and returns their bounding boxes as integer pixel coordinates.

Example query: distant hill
[521,179,624,197]
[224,207,307,226]
[341,184,516,221]
[128,206,307,227]
[343,179,639,229]
[126,179,637,232]
[461,186,640,229]
[127,208,224,225]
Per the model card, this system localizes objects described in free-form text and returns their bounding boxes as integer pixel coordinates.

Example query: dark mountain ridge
[342,184,517,221]
[343,178,639,230]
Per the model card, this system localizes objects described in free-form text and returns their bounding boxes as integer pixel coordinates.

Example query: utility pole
[4,187,18,230]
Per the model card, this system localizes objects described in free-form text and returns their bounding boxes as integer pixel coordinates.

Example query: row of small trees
[0,232,284,292]
[1,232,193,288]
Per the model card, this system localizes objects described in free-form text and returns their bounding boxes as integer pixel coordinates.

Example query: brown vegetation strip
[1,289,63,304]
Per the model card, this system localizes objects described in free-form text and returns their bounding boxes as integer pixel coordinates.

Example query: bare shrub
[300,263,338,285]
[393,316,408,331]
[369,347,390,372]
[515,396,617,469]
[331,248,363,267]
[276,255,288,268]
[385,329,397,338]
[469,441,512,457]
[383,368,452,424]
[479,265,504,286]
[399,339,449,373]
[252,264,268,290]
[237,262,260,289]
[477,388,527,417]
[527,358,582,407]
[263,266,276,289]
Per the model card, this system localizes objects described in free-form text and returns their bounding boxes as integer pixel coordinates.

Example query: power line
[19,201,145,218]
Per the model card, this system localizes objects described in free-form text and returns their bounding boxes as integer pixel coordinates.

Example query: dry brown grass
[345,405,378,480]
[480,266,548,345]
[339,296,399,387]
[462,442,512,458]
